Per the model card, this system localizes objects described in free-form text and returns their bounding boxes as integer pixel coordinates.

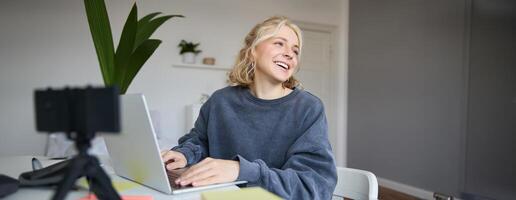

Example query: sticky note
[201,187,282,200]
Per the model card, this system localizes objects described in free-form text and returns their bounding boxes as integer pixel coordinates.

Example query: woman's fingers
[191,176,218,187]
[176,158,213,183]
[166,160,186,170]
[173,157,239,187]
[179,168,215,186]
[161,151,182,162]
[161,151,175,161]
[161,150,187,170]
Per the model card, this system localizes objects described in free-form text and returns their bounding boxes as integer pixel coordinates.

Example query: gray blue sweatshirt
[172,86,337,199]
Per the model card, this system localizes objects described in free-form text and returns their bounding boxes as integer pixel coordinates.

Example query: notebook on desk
[103,94,246,195]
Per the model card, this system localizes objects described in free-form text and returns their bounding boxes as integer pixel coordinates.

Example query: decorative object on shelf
[178,40,202,64]
[202,57,216,65]
[84,0,183,94]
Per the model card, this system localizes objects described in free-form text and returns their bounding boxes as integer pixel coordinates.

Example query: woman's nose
[283,49,294,59]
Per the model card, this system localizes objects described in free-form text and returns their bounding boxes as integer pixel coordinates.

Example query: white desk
[0,156,238,200]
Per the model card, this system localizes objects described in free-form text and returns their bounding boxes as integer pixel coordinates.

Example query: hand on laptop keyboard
[166,168,192,189]
[161,150,187,170]
[173,157,240,187]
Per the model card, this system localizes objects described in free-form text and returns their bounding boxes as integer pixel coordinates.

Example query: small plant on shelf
[178,40,202,64]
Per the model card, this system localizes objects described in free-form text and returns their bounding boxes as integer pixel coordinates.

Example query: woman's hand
[161,150,187,170]
[175,157,239,187]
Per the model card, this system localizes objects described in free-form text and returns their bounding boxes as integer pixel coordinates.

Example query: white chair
[332,167,379,200]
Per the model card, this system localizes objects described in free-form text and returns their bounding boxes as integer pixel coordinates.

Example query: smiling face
[252,26,300,86]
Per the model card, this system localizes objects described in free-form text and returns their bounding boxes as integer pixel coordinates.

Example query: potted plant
[84,0,183,94]
[178,40,202,64]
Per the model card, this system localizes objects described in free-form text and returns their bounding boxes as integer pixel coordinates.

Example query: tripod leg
[85,156,121,200]
[52,157,87,200]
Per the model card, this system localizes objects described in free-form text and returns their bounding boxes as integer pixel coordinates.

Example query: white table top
[0,156,238,200]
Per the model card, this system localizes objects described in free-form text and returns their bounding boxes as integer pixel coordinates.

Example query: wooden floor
[378,186,420,200]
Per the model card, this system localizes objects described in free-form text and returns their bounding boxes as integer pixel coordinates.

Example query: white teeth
[274,61,288,70]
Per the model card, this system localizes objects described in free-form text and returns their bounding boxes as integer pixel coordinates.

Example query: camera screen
[34,87,120,134]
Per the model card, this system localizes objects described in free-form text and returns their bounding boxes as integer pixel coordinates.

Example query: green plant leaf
[114,3,138,88]
[178,40,201,54]
[120,39,162,94]
[134,15,183,50]
[137,12,161,29]
[84,0,115,86]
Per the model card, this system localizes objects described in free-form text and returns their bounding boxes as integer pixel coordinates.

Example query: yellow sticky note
[201,187,282,200]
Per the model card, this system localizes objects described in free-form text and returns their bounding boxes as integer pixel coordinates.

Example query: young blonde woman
[161,16,337,199]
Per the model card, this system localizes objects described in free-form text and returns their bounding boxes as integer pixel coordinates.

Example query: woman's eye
[294,50,299,55]
[274,42,284,46]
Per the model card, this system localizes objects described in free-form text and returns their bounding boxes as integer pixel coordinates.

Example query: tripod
[51,131,121,200]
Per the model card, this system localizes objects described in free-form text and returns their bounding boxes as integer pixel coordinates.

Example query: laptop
[104,94,246,194]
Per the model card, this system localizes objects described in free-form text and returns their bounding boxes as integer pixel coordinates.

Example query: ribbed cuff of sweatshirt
[171,146,195,166]
[234,155,261,183]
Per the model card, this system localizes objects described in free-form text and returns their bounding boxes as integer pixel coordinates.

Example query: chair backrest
[333,167,379,200]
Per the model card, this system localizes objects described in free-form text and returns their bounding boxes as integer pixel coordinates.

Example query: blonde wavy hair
[228,16,303,89]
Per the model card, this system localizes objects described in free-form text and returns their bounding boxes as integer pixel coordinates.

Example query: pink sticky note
[79,194,153,200]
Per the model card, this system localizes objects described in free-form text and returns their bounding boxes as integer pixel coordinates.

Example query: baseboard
[377,177,435,200]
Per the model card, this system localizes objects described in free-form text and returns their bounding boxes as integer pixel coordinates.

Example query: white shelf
[172,63,232,71]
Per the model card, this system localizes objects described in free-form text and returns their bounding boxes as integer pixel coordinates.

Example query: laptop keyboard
[166,168,193,189]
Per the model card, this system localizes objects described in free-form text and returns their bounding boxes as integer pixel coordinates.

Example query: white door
[295,27,337,150]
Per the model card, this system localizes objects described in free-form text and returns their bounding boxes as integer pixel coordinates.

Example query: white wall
[0,0,347,160]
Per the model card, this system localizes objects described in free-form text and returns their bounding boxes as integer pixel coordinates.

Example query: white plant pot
[182,52,196,64]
